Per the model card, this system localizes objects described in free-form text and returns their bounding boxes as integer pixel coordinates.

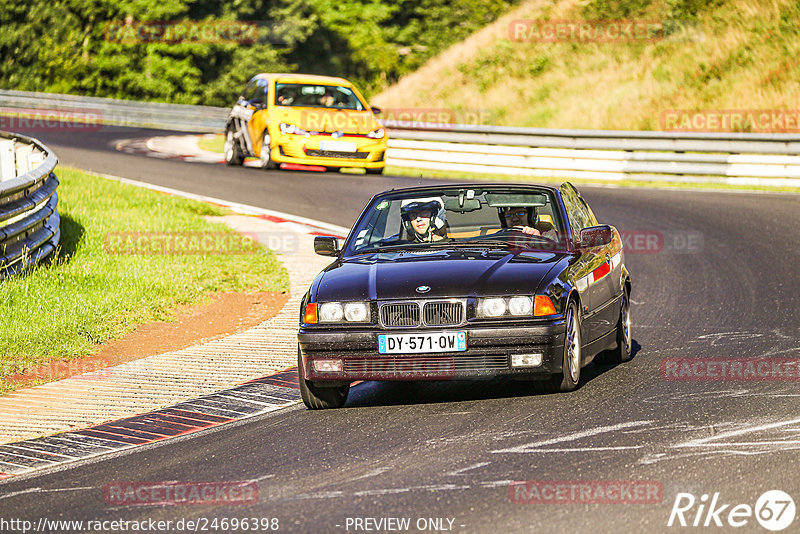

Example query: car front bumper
[271,135,386,169]
[298,321,567,382]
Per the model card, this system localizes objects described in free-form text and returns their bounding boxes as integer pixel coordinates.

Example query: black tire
[298,347,349,409]
[258,132,278,170]
[224,127,244,166]
[595,289,632,364]
[324,167,341,173]
[533,300,581,394]
[365,167,385,175]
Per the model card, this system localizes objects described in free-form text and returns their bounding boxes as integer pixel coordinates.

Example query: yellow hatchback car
[224,73,387,174]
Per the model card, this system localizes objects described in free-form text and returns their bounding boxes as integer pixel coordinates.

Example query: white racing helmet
[400,197,446,240]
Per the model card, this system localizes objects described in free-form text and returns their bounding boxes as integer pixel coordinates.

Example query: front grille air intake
[423,301,463,326]
[380,302,420,327]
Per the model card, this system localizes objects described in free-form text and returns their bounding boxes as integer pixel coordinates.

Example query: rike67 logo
[668,490,796,531]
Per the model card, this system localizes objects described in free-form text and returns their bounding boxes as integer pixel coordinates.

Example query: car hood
[274,107,381,135]
[315,249,569,301]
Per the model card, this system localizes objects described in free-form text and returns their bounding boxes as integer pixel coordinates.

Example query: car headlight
[280,122,310,136]
[344,302,369,322]
[319,302,344,322]
[317,301,371,323]
[477,296,537,318]
[508,296,533,316]
[478,297,506,318]
[366,128,385,139]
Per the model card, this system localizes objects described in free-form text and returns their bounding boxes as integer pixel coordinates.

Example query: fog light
[313,359,343,372]
[511,353,543,367]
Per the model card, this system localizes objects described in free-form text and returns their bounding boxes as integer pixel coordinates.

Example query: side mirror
[314,236,339,256]
[371,106,382,115]
[579,225,613,248]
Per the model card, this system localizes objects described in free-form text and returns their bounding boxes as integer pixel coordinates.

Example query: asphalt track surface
[2,125,800,532]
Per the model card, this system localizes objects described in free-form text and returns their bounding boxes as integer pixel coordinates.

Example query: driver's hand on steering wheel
[513,225,541,235]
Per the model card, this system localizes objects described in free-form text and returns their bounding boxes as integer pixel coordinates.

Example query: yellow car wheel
[259,132,278,170]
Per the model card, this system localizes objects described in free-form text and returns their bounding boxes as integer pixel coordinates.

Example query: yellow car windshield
[275,83,365,110]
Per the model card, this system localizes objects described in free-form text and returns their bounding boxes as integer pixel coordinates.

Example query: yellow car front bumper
[270,134,387,169]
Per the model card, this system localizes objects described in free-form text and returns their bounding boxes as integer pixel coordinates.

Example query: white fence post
[14,142,33,175]
[0,139,15,181]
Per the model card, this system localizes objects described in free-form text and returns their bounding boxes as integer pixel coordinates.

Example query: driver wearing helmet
[401,198,446,242]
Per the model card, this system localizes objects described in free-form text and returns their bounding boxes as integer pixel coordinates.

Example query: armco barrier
[0,130,60,279]
[1,90,800,185]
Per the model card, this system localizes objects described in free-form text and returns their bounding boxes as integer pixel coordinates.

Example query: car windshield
[275,83,365,110]
[344,187,569,255]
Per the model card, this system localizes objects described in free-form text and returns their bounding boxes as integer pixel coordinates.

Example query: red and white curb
[95,172,350,239]
[116,135,225,165]
[0,370,301,480]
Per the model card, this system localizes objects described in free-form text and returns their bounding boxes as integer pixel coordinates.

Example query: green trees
[0,0,517,105]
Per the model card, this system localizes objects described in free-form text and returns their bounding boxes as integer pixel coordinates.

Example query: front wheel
[298,347,349,409]
[224,128,244,166]
[365,167,385,175]
[533,300,581,394]
[258,132,278,170]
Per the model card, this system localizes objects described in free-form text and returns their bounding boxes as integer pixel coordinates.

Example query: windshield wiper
[351,243,447,254]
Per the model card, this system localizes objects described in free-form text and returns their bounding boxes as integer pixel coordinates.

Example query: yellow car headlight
[280,123,310,136]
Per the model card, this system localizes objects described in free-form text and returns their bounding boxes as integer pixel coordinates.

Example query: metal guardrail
[0,89,227,132]
[381,121,800,186]
[0,130,60,279]
[2,90,800,185]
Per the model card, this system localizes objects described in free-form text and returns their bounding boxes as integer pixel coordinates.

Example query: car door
[559,183,613,344]
[576,193,620,340]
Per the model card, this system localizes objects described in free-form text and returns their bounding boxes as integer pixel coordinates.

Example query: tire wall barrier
[0,130,60,279]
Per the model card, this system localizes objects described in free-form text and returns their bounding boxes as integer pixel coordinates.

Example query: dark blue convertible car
[298,183,631,408]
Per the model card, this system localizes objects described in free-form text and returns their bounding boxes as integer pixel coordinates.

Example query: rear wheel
[595,290,632,364]
[533,300,581,394]
[259,132,278,169]
[224,128,244,166]
[298,347,349,409]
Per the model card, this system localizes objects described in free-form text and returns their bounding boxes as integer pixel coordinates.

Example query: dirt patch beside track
[5,290,289,390]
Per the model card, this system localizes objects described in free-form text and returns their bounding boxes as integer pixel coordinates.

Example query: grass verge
[0,166,289,394]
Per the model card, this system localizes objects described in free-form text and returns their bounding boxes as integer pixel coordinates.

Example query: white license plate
[319,140,357,152]
[378,332,467,354]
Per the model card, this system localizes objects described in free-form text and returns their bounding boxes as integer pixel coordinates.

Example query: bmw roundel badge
[416,285,431,293]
